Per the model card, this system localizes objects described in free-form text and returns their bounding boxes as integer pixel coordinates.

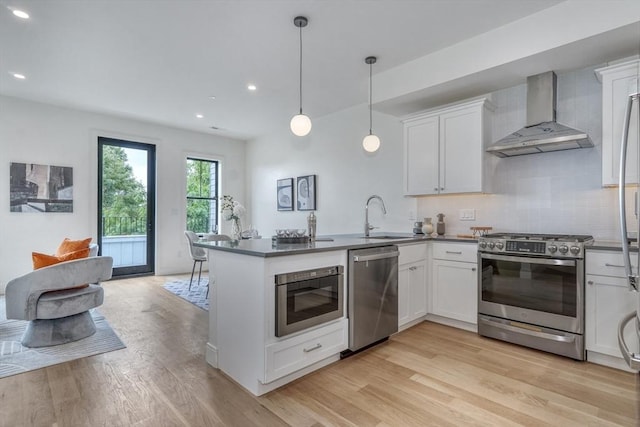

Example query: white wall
[246,104,417,236]
[417,64,632,240]
[0,96,246,292]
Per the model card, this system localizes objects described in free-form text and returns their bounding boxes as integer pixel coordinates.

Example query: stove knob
[479,241,487,249]
[570,246,580,255]
[548,244,557,253]
[488,242,495,249]
[559,245,569,254]
[495,242,504,250]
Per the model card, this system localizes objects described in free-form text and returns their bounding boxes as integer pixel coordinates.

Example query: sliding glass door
[98,137,155,277]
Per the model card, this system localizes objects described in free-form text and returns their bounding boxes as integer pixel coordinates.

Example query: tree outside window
[186,158,219,233]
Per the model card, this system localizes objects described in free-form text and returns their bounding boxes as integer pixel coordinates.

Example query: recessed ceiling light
[208,95,216,100]
[12,73,26,80]
[196,114,204,119]
[12,9,29,19]
[247,84,257,91]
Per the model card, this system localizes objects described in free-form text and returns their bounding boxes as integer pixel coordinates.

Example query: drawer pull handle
[587,280,594,285]
[446,251,463,255]
[409,266,417,271]
[605,263,625,268]
[471,267,476,271]
[303,343,322,353]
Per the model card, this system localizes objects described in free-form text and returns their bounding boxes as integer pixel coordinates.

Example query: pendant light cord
[298,24,303,115]
[369,61,373,135]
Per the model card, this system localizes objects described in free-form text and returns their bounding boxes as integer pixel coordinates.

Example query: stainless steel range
[477,233,594,360]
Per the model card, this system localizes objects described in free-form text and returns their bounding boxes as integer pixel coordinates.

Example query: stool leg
[197,260,203,287]
[189,260,197,290]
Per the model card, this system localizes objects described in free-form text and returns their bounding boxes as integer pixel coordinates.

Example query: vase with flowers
[221,195,246,241]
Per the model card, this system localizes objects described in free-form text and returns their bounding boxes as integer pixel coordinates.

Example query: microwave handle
[480,252,576,267]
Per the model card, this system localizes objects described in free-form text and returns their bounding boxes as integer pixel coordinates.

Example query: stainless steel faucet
[364,195,387,237]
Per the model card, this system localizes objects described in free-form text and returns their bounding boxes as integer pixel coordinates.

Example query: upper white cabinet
[402,98,493,196]
[595,59,640,187]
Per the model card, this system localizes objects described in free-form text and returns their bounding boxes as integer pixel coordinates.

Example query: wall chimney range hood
[487,71,593,158]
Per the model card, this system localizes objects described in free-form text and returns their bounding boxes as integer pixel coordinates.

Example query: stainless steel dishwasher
[347,245,399,352]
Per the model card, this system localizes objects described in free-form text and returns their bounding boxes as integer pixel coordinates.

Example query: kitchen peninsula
[195,234,476,396]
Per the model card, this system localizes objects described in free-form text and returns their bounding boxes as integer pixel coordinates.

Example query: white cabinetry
[585,250,639,371]
[595,59,640,187]
[402,98,493,196]
[398,243,428,328]
[430,242,478,328]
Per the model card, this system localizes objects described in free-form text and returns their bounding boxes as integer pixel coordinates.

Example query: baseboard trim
[205,342,218,368]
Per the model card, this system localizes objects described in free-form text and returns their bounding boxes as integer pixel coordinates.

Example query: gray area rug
[0,296,125,379]
[163,278,209,311]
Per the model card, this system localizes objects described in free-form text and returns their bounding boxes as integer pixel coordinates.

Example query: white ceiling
[0,0,630,141]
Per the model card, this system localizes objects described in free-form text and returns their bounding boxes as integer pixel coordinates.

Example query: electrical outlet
[408,210,416,220]
[459,208,476,221]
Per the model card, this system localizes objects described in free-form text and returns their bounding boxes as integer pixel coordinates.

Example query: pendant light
[290,16,312,136]
[363,56,381,152]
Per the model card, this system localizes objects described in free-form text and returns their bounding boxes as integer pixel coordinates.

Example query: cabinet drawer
[399,242,427,265]
[264,319,347,383]
[586,250,637,277]
[432,242,477,263]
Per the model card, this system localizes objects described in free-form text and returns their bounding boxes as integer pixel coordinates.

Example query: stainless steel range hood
[487,71,593,158]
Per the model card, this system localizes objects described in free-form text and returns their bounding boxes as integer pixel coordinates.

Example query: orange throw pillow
[32,248,91,269]
[55,237,92,257]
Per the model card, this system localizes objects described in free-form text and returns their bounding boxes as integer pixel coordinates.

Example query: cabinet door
[404,116,439,195]
[398,265,410,326]
[408,262,427,320]
[398,261,427,327]
[598,61,640,186]
[585,275,639,358]
[431,259,477,324]
[439,105,483,194]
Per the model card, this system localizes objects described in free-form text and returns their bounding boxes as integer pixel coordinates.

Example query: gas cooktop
[478,233,594,258]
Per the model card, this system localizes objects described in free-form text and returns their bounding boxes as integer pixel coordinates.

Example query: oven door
[275,273,344,337]
[478,252,583,333]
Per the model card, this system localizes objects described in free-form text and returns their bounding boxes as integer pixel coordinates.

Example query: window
[186,158,219,233]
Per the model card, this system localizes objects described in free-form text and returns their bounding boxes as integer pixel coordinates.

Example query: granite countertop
[194,233,478,258]
[589,240,639,252]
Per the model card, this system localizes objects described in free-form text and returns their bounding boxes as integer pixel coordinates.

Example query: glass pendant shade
[290,113,312,136]
[363,133,381,152]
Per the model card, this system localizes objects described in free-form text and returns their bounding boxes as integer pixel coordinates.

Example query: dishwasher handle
[352,250,399,263]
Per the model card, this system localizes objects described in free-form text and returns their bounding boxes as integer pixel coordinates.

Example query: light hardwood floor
[1,274,638,426]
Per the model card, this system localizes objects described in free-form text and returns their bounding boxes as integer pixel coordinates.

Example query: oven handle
[353,251,399,263]
[479,317,576,343]
[480,252,576,267]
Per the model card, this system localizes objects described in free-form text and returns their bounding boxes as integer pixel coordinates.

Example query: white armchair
[5,256,113,347]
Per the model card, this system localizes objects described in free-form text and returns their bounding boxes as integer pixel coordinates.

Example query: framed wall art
[276,178,294,211]
[296,174,316,211]
[10,162,73,213]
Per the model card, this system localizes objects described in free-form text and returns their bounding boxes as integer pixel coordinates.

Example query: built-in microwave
[275,265,344,337]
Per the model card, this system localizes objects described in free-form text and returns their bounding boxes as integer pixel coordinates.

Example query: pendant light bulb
[290,113,312,136]
[363,134,381,152]
[291,16,311,137]
[363,56,380,152]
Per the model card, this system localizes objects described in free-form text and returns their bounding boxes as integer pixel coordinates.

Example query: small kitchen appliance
[477,233,593,360]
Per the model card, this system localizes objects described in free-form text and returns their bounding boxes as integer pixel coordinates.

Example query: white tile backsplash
[417,63,634,241]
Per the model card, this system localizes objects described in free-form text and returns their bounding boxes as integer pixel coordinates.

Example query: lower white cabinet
[585,250,639,370]
[585,275,638,358]
[431,242,478,324]
[264,318,348,383]
[398,243,428,327]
